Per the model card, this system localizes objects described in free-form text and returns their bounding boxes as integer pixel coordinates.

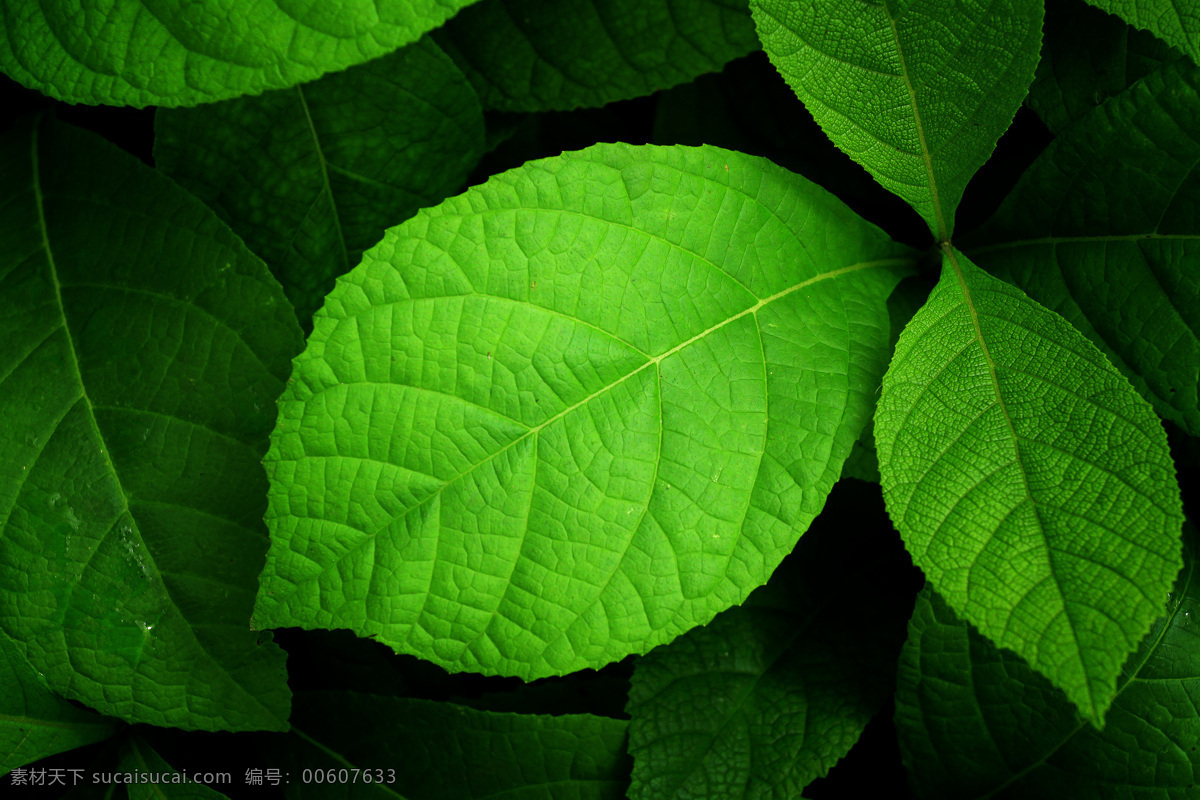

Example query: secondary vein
[296,85,350,272]
[943,244,1092,717]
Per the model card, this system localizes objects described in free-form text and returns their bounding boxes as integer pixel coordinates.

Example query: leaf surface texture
[0,116,302,731]
[0,0,484,107]
[435,0,759,111]
[895,531,1199,798]
[626,483,914,800]
[156,37,486,329]
[1085,0,1200,65]
[875,246,1183,724]
[0,628,117,774]
[254,143,914,679]
[750,0,1042,239]
[967,60,1200,435]
[1028,0,1179,134]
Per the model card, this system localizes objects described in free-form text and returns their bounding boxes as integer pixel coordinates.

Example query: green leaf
[434,0,759,112]
[270,692,630,800]
[895,530,1199,798]
[254,143,915,679]
[119,737,231,799]
[626,482,914,800]
[841,428,882,484]
[874,246,1184,724]
[1,627,117,775]
[966,60,1200,436]
[749,0,1043,240]
[0,0,484,108]
[1084,0,1200,66]
[0,116,301,731]
[156,37,486,330]
[1028,0,1179,134]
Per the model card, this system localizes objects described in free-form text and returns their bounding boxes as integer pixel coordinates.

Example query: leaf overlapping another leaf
[895,529,1199,798]
[1,628,117,774]
[626,482,915,800]
[875,246,1183,725]
[0,116,302,731]
[1028,0,1179,135]
[120,737,231,800]
[1084,0,1200,66]
[435,0,759,112]
[269,692,630,800]
[750,0,1043,240]
[253,143,915,679]
[967,59,1200,436]
[156,37,486,330]
[0,0,485,108]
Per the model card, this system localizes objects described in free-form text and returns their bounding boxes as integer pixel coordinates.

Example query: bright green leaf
[895,530,1199,798]
[254,143,915,679]
[626,482,914,800]
[966,60,1200,436]
[434,0,758,112]
[119,737,230,799]
[0,0,484,108]
[270,692,630,799]
[875,246,1183,724]
[0,116,301,731]
[1028,0,1179,134]
[749,0,1043,240]
[1084,0,1200,66]
[156,37,486,330]
[1,627,117,775]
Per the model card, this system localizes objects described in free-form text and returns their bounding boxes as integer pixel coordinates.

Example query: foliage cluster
[1,0,1197,797]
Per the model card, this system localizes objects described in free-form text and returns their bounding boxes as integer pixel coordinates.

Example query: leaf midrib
[966,232,1200,255]
[128,738,171,800]
[973,548,1195,799]
[265,257,911,608]
[943,245,1093,719]
[27,118,283,729]
[881,0,948,241]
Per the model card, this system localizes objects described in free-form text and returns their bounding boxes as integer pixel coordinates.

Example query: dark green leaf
[967,60,1200,436]
[272,692,630,800]
[0,0,484,107]
[0,116,301,731]
[840,428,882,484]
[750,0,1042,239]
[626,482,914,800]
[1084,0,1200,65]
[1028,0,1179,134]
[156,37,486,330]
[1,627,117,775]
[875,246,1183,724]
[254,143,915,679]
[896,530,1199,798]
[119,737,230,799]
[435,0,758,111]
